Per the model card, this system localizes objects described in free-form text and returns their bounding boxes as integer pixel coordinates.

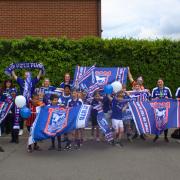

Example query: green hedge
[0,37,179,95]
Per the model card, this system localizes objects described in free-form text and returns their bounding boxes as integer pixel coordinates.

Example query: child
[27,94,44,152]
[91,91,101,141]
[108,91,127,147]
[58,85,72,107]
[58,85,72,150]
[48,94,62,151]
[67,89,83,149]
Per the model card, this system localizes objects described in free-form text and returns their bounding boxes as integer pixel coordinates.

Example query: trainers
[19,130,23,136]
[127,137,133,143]
[132,134,138,139]
[153,135,159,142]
[34,145,41,151]
[140,134,146,141]
[27,147,33,153]
[164,137,169,143]
[64,144,72,150]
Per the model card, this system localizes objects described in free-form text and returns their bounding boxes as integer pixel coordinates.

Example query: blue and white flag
[74,66,128,89]
[129,99,180,135]
[94,104,113,142]
[0,98,13,124]
[28,104,91,144]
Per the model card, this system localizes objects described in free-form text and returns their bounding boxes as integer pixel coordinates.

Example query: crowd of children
[0,68,180,153]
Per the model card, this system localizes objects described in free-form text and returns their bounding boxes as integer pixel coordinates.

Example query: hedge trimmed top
[0,37,179,95]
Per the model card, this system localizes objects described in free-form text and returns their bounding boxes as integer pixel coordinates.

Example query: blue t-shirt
[17,77,39,96]
[67,99,82,107]
[111,98,127,120]
[152,87,172,99]
[176,87,180,98]
[58,95,72,107]
[59,80,74,89]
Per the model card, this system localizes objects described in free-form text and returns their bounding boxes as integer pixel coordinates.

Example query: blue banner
[28,104,91,144]
[129,99,180,135]
[97,112,114,142]
[74,66,128,91]
[0,99,13,124]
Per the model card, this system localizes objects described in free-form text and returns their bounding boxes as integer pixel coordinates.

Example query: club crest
[95,71,111,86]
[150,102,170,131]
[44,108,69,136]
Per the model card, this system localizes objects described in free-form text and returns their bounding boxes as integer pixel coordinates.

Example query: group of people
[0,67,179,153]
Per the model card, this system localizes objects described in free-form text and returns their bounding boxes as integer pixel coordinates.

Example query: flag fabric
[128,99,180,135]
[0,98,13,124]
[93,104,113,142]
[73,66,128,91]
[28,104,91,144]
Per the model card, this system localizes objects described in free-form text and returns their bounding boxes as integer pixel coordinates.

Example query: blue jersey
[59,80,74,89]
[102,95,111,113]
[67,99,83,107]
[152,87,172,99]
[58,95,72,107]
[17,77,39,96]
[175,87,180,98]
[111,98,127,120]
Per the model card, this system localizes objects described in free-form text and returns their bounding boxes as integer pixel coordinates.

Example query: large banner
[0,99,13,124]
[129,99,180,135]
[74,66,128,92]
[28,104,91,144]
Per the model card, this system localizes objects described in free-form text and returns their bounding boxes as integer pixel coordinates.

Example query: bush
[0,37,179,95]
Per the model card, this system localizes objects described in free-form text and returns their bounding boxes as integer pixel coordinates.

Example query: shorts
[112,119,124,130]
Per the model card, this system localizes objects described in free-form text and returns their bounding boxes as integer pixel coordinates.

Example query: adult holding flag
[8,63,44,135]
[152,78,172,142]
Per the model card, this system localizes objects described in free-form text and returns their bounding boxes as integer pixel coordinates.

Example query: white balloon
[111,81,122,93]
[15,95,26,108]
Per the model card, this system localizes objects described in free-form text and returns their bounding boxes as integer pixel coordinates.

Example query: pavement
[0,134,180,180]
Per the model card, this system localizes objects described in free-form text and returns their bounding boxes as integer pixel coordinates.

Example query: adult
[12,70,42,100]
[12,70,42,135]
[38,78,57,105]
[151,78,172,142]
[1,80,14,135]
[128,67,145,90]
[59,73,73,90]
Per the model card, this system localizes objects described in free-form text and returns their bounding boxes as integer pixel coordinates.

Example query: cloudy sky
[102,0,180,39]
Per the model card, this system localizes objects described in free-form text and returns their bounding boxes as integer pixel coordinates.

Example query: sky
[102,0,180,39]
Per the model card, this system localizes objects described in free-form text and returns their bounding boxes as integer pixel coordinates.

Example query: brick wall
[0,0,101,39]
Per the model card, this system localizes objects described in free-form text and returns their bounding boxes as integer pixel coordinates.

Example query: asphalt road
[0,135,180,180]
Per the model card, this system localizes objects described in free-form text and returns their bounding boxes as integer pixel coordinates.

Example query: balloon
[111,81,122,93]
[15,95,26,108]
[20,106,31,119]
[104,85,113,94]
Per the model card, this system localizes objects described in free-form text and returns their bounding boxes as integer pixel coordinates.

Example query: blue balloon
[104,85,113,94]
[20,106,31,119]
